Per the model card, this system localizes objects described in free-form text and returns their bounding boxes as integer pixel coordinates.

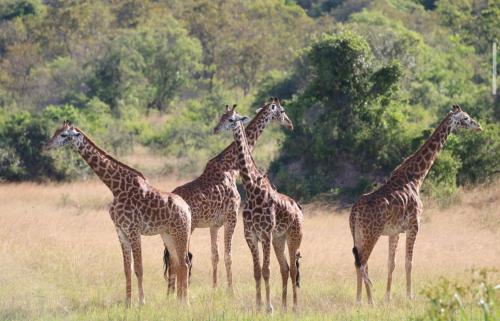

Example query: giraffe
[165,98,294,293]
[350,105,482,304]
[214,105,303,313]
[45,121,191,305]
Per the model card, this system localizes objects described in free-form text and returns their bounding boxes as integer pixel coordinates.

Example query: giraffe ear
[255,108,263,114]
[452,105,462,113]
[239,116,249,124]
[225,105,230,112]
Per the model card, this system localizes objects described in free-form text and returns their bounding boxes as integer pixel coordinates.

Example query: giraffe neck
[205,109,273,174]
[72,129,145,195]
[232,121,261,187]
[390,113,453,189]
[245,109,273,151]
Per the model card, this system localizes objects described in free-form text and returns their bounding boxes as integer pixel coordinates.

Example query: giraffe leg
[223,217,237,294]
[385,234,400,302]
[210,226,220,289]
[356,266,362,304]
[130,233,145,305]
[162,248,175,295]
[118,233,132,307]
[162,234,179,297]
[245,228,261,310]
[357,237,379,305]
[262,235,273,314]
[287,230,302,312]
[174,234,190,303]
[272,235,289,310]
[405,227,418,300]
[364,265,373,304]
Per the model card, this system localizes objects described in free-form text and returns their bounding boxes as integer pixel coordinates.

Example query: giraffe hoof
[266,304,274,314]
[384,293,392,303]
[139,297,146,306]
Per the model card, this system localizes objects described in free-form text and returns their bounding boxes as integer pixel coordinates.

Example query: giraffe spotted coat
[45,122,192,305]
[166,98,294,291]
[214,104,303,313]
[350,105,482,304]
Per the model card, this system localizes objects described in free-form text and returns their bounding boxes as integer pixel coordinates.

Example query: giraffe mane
[389,111,453,179]
[75,127,146,179]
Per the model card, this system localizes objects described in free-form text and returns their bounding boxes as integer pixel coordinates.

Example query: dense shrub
[419,269,499,321]
[0,112,63,181]
[0,0,497,203]
[87,15,202,112]
[269,32,408,201]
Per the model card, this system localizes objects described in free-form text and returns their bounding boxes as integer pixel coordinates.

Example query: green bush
[87,15,202,112]
[268,31,406,201]
[0,100,148,181]
[419,269,499,321]
[451,124,500,186]
[143,84,235,175]
[0,0,42,22]
[0,112,64,181]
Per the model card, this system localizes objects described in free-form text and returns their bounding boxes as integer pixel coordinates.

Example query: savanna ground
[0,174,498,321]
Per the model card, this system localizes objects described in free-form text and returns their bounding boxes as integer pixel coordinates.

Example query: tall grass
[0,180,498,320]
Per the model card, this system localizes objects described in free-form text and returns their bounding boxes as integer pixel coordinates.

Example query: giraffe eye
[228,119,234,123]
[61,134,68,138]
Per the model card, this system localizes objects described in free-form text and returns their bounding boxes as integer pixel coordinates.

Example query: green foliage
[175,0,314,94]
[0,0,497,200]
[419,269,499,321]
[88,15,202,111]
[269,31,406,200]
[0,0,42,22]
[451,125,500,186]
[423,149,461,205]
[437,0,500,54]
[143,84,232,175]
[0,112,63,181]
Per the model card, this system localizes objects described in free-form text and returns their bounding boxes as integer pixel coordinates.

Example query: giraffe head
[44,120,83,150]
[213,104,250,134]
[256,97,294,130]
[449,105,482,132]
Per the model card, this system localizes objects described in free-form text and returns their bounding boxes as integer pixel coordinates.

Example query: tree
[269,32,404,200]
[88,13,201,111]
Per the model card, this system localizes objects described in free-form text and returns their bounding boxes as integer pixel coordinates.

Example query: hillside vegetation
[0,0,499,201]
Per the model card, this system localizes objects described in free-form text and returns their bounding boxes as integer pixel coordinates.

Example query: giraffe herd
[44,99,482,311]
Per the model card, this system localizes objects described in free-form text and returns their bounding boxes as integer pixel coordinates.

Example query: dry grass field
[0,178,498,321]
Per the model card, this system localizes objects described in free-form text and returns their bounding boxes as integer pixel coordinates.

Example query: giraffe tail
[295,251,302,288]
[353,247,372,286]
[352,247,361,268]
[187,252,193,280]
[163,247,170,278]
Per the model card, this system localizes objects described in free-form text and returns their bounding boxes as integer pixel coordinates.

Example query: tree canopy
[0,0,498,202]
